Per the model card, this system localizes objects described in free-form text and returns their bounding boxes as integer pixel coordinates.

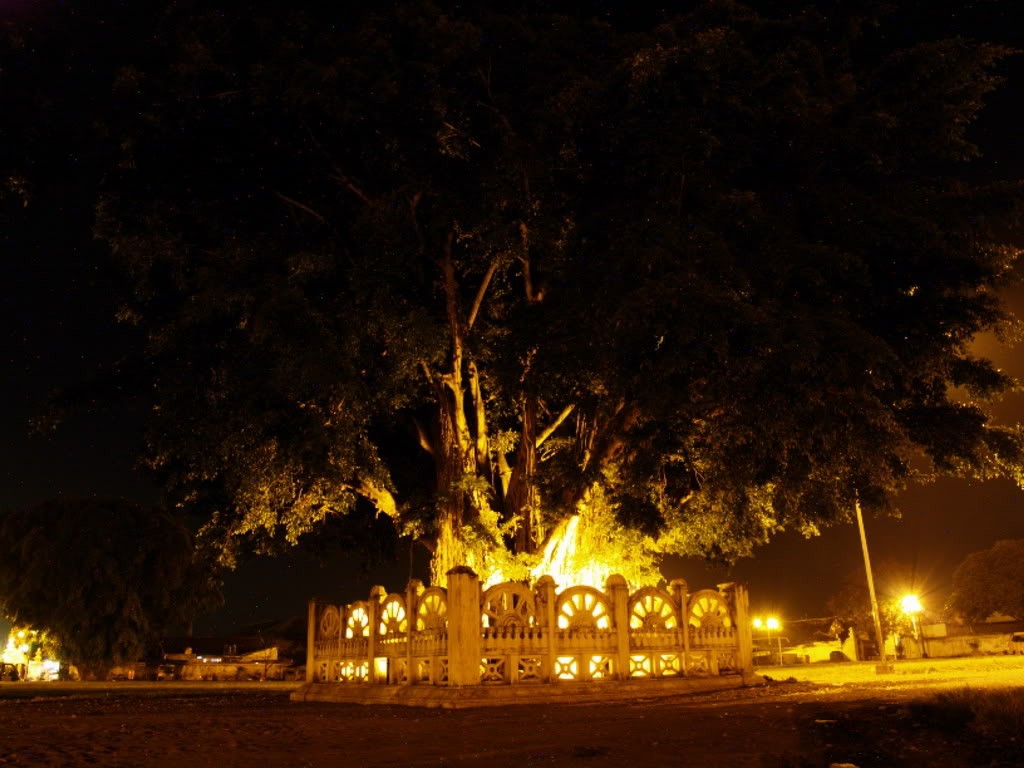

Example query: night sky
[3,1,1024,641]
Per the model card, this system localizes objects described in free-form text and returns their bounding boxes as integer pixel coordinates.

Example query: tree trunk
[430,390,467,586]
[507,397,539,554]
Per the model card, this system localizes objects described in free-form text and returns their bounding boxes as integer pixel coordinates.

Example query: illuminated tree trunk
[424,235,639,585]
[506,397,539,554]
[428,239,498,586]
[430,391,467,586]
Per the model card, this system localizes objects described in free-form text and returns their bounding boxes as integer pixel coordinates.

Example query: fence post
[735,582,754,676]
[670,578,689,674]
[406,578,424,685]
[446,566,481,686]
[536,575,558,682]
[367,585,386,683]
[606,574,631,681]
[305,599,317,683]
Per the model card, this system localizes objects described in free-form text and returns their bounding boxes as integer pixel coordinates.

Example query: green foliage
[948,539,1024,622]
[10,2,1024,577]
[0,499,221,676]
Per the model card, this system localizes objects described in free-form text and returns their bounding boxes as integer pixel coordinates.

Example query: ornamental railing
[305,568,752,687]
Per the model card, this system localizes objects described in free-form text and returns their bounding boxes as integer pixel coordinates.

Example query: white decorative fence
[305,568,753,688]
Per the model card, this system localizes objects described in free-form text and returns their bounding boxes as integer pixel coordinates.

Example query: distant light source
[900,594,923,615]
[753,616,783,666]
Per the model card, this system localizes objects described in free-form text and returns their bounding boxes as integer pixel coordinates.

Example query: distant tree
[827,566,915,651]
[948,539,1024,623]
[0,499,221,678]
[12,2,1024,585]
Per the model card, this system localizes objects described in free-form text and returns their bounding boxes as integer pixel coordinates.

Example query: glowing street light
[753,616,783,665]
[901,594,927,658]
[900,594,922,615]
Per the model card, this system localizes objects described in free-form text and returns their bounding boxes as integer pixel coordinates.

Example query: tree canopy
[948,539,1024,623]
[11,1,1024,586]
[0,499,220,676]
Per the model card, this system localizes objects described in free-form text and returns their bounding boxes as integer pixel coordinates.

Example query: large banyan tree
[90,1,1024,585]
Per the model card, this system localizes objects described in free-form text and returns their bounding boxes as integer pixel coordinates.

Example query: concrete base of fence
[290,672,762,709]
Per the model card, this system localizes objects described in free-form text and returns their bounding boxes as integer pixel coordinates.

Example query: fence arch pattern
[307,576,749,689]
[482,582,537,628]
[556,586,612,630]
[416,587,447,630]
[379,594,408,636]
[687,589,732,629]
[629,588,678,630]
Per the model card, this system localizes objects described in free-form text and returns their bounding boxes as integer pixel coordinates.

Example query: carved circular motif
[687,590,733,629]
[416,587,448,631]
[629,588,679,631]
[346,602,370,638]
[556,586,611,630]
[318,605,341,639]
[379,595,408,636]
[482,583,536,628]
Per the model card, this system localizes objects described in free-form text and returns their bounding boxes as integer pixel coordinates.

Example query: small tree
[948,539,1024,624]
[827,569,914,655]
[0,499,220,678]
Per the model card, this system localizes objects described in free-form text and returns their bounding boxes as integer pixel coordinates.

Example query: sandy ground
[1,656,1022,768]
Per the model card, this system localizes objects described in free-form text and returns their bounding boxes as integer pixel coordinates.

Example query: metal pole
[777,635,783,666]
[855,498,889,666]
[915,614,929,658]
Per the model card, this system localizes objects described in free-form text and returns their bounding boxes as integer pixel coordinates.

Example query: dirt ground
[1,657,1023,768]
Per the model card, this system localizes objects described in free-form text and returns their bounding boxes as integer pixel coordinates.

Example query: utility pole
[855,497,892,672]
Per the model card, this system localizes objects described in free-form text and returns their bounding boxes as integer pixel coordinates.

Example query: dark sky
[3,1,1024,641]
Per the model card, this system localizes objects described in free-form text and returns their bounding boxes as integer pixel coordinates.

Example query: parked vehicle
[1009,633,1024,655]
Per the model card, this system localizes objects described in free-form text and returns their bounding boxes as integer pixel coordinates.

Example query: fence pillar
[536,575,558,682]
[720,581,754,676]
[606,574,630,681]
[367,585,386,683]
[670,579,690,674]
[305,600,317,683]
[446,566,481,686]
[406,579,424,685]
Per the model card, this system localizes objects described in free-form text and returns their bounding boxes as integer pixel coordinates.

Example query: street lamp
[900,594,926,658]
[753,616,783,665]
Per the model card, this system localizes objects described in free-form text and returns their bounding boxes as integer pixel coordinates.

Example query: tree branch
[496,449,513,499]
[419,361,434,385]
[303,123,373,205]
[467,260,499,332]
[413,417,435,456]
[409,192,425,253]
[441,231,463,390]
[536,404,575,448]
[272,190,326,222]
[468,359,492,481]
[519,222,534,302]
[329,173,372,205]
[356,480,400,520]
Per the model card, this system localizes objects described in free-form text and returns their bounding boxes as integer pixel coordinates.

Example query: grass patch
[909,686,1024,741]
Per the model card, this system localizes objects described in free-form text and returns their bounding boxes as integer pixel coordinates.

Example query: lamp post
[854,497,891,671]
[900,594,926,659]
